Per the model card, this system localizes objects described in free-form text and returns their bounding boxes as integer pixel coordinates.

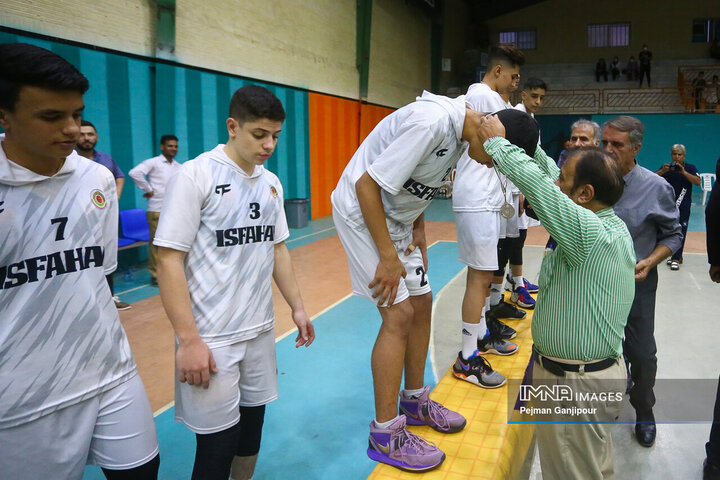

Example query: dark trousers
[672,208,690,260]
[639,66,651,87]
[624,267,658,414]
[707,375,720,465]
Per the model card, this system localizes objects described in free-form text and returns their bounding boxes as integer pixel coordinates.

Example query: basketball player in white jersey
[0,43,159,479]
[332,90,504,472]
[155,85,315,480]
[452,45,526,389]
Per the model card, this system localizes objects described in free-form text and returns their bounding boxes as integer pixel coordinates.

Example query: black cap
[494,109,539,156]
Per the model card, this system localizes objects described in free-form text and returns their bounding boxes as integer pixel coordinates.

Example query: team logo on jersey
[215,184,232,196]
[270,186,278,198]
[91,190,106,209]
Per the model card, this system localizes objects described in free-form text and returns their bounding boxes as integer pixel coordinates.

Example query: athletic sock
[513,276,524,290]
[489,283,503,305]
[402,387,424,399]
[462,322,482,359]
[476,312,487,340]
[374,415,400,428]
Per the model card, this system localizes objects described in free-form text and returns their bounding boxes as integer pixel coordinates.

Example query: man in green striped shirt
[477,111,635,480]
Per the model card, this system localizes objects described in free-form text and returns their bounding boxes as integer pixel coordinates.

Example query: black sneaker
[489,300,527,320]
[477,333,518,355]
[486,315,517,340]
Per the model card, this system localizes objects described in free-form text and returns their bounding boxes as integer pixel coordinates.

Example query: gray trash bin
[284,198,309,228]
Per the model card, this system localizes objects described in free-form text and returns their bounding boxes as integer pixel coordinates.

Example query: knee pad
[193,422,243,480]
[237,405,266,457]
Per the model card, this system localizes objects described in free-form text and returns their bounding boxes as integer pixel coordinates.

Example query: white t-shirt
[513,102,542,145]
[452,82,512,212]
[128,155,182,213]
[331,91,467,239]
[0,138,136,428]
[512,103,542,228]
[154,145,289,347]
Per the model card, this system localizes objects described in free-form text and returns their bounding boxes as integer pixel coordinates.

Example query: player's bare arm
[405,212,428,272]
[115,177,125,199]
[157,246,218,388]
[272,242,315,347]
[355,171,406,306]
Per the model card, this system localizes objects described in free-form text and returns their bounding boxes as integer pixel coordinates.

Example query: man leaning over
[478,112,635,479]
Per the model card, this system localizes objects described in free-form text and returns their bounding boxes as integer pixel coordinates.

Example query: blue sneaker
[523,278,539,293]
[505,273,539,294]
[511,285,536,309]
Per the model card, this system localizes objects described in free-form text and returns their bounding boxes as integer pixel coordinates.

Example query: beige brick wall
[175,0,358,99]
[367,0,431,107]
[0,0,156,56]
[0,0,433,105]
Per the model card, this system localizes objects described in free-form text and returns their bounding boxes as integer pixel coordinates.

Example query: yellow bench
[368,294,536,480]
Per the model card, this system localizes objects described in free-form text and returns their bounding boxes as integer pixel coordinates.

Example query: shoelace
[473,353,495,373]
[392,426,438,457]
[422,398,451,429]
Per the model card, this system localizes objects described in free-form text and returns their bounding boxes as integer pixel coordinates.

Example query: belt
[532,347,616,377]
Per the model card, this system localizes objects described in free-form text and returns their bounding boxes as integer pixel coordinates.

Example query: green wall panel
[3,31,312,217]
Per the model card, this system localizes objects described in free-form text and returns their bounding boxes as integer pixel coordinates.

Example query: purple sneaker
[399,386,466,433]
[368,416,445,472]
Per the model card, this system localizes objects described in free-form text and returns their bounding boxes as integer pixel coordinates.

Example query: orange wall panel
[308,93,360,219]
[308,95,396,220]
[359,103,394,143]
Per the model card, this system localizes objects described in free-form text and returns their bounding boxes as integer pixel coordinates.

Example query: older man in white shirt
[129,134,181,285]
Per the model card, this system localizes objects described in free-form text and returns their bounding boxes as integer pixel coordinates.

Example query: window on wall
[692,19,720,43]
[587,23,630,47]
[499,30,536,49]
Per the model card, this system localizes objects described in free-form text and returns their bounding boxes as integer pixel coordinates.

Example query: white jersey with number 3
[0,140,136,428]
[154,145,289,347]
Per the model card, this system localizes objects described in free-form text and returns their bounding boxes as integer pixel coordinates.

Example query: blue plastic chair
[119,208,150,242]
[118,237,136,249]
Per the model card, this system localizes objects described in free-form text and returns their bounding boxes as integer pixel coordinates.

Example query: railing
[511,86,694,115]
[678,64,720,113]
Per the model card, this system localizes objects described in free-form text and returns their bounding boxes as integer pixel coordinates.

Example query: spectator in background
[625,56,639,81]
[638,44,653,87]
[546,120,602,253]
[129,135,181,286]
[570,119,601,149]
[610,56,621,81]
[595,58,609,82]
[704,155,720,480]
[655,144,700,270]
[693,71,707,111]
[707,75,720,110]
[76,120,131,311]
[603,116,682,448]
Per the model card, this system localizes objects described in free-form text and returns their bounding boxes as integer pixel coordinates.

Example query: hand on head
[477,114,506,144]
